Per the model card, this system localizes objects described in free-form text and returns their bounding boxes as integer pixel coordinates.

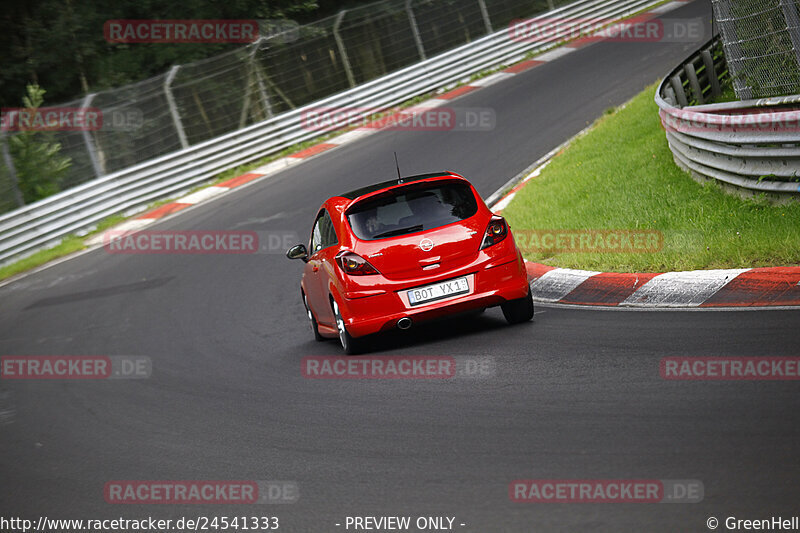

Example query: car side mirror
[286,244,308,262]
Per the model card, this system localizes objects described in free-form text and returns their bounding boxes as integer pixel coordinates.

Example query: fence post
[405,0,426,61]
[255,69,274,118]
[778,0,800,69]
[81,93,105,178]
[477,0,493,34]
[257,61,295,110]
[251,40,273,119]
[0,129,25,207]
[239,44,259,128]
[164,65,190,149]
[670,75,689,107]
[333,10,357,88]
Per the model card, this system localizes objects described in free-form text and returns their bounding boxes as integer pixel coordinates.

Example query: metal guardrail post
[81,93,105,178]
[405,0,427,61]
[0,129,25,207]
[333,11,357,88]
[779,0,800,68]
[477,0,494,34]
[684,63,704,104]
[164,66,190,149]
[701,50,721,97]
[670,75,689,107]
[664,86,677,106]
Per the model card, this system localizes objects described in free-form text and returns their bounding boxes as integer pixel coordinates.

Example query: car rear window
[347,180,478,241]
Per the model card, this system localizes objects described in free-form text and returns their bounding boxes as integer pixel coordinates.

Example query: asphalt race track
[2,1,800,530]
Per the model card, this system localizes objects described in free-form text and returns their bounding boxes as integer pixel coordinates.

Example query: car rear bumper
[339,253,529,337]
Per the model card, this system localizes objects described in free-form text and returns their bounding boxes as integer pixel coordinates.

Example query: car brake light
[336,251,379,275]
[480,216,508,250]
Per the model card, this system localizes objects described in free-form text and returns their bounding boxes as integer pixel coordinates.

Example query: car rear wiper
[373,224,423,239]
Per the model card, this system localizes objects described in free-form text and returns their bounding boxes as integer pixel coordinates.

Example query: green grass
[502,83,800,272]
[707,80,738,104]
[0,236,86,280]
[713,84,738,103]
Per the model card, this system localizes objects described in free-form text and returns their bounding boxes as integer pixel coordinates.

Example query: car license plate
[407,277,469,306]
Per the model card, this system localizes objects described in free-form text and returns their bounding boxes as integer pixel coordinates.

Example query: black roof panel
[338,172,454,200]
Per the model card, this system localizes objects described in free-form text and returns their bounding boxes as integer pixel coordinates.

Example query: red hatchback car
[286,171,533,354]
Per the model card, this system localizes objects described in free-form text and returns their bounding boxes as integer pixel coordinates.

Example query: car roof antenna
[394,152,403,183]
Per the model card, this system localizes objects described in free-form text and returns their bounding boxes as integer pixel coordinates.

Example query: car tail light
[480,216,508,250]
[336,251,379,275]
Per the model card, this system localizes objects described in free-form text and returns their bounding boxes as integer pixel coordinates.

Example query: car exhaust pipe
[397,317,412,330]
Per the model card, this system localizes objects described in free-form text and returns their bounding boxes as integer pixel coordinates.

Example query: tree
[8,84,72,203]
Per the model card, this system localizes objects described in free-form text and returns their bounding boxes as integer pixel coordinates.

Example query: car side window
[310,209,338,254]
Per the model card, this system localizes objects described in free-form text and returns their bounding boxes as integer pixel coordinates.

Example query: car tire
[332,299,364,355]
[303,293,324,342]
[501,286,534,324]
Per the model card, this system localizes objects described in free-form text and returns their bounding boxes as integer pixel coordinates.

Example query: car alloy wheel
[332,299,361,355]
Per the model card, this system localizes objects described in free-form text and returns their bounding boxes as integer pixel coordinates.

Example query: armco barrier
[0,0,661,265]
[655,37,800,200]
